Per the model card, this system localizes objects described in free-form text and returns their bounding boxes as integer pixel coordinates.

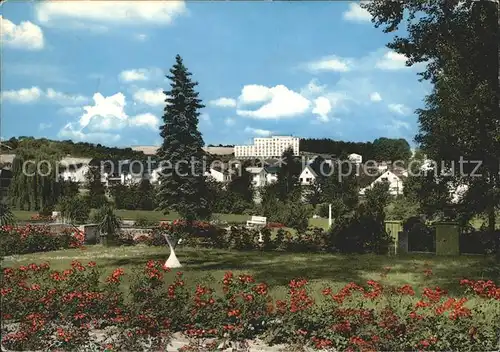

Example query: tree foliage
[300,137,412,161]
[0,203,15,226]
[3,136,147,161]
[276,147,301,201]
[157,55,211,222]
[363,0,500,230]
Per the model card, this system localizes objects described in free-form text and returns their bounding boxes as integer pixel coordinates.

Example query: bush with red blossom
[1,262,499,351]
[0,225,84,257]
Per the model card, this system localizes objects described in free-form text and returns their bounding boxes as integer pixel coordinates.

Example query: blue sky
[1,1,429,148]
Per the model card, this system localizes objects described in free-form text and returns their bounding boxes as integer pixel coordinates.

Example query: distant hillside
[300,137,411,162]
[2,137,147,161]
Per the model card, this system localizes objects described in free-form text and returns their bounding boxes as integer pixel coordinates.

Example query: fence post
[435,222,460,256]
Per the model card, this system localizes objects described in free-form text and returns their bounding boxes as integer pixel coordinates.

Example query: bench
[246,216,267,228]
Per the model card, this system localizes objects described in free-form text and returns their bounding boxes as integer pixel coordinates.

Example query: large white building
[234,136,299,158]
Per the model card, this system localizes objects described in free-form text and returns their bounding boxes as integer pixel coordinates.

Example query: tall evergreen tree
[276,147,301,201]
[228,166,254,203]
[84,165,106,208]
[157,55,211,222]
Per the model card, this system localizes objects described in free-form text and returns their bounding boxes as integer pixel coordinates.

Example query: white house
[360,170,404,196]
[204,168,231,183]
[246,167,268,188]
[59,157,93,183]
[299,165,317,186]
[348,153,363,164]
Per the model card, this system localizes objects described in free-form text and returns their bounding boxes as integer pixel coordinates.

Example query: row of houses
[0,152,409,203]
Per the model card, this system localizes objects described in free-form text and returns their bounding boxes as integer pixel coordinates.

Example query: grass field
[3,245,498,299]
[12,210,331,229]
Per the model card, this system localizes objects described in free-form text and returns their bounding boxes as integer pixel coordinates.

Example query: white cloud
[133,88,165,106]
[244,127,272,137]
[79,93,129,131]
[370,92,382,102]
[312,97,332,122]
[300,79,327,98]
[302,48,420,74]
[1,87,42,103]
[238,85,273,105]
[0,16,44,50]
[134,33,148,41]
[375,51,409,70]
[59,106,83,116]
[388,103,411,115]
[209,97,237,108]
[1,87,88,105]
[58,123,121,144]
[45,88,88,105]
[59,92,160,143]
[129,113,160,130]
[119,68,162,82]
[224,117,235,126]
[304,56,352,73]
[36,1,187,28]
[39,123,52,131]
[237,85,311,119]
[388,119,410,130]
[343,3,371,23]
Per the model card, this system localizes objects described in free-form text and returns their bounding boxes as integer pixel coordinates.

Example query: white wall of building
[360,170,403,196]
[299,166,316,185]
[235,136,299,158]
[348,153,363,164]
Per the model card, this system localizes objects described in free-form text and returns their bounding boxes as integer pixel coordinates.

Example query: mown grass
[12,210,330,229]
[2,245,498,300]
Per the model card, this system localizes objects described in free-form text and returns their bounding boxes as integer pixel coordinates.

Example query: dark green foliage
[386,196,420,221]
[327,210,392,254]
[8,148,63,211]
[403,217,436,253]
[363,0,500,241]
[372,137,412,162]
[317,162,359,212]
[157,55,211,222]
[0,203,15,226]
[84,166,107,209]
[4,136,147,161]
[276,147,302,201]
[57,196,91,224]
[300,137,412,161]
[93,204,122,245]
[206,177,250,214]
[227,166,254,203]
[110,180,155,211]
[364,181,391,217]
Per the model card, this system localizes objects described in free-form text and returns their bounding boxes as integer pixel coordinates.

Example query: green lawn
[12,210,330,229]
[3,245,498,299]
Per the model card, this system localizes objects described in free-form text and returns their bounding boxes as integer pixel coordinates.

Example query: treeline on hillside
[300,137,412,162]
[2,137,147,161]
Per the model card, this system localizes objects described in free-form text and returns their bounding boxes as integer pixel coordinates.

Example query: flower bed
[1,261,499,351]
[0,225,85,257]
[134,225,332,253]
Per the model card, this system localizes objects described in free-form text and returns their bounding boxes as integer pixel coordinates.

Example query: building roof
[264,165,279,174]
[131,145,234,156]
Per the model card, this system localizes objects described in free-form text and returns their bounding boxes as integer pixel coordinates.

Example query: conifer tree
[157,55,211,222]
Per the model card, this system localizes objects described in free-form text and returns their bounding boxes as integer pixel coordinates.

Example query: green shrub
[328,210,392,254]
[57,196,91,224]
